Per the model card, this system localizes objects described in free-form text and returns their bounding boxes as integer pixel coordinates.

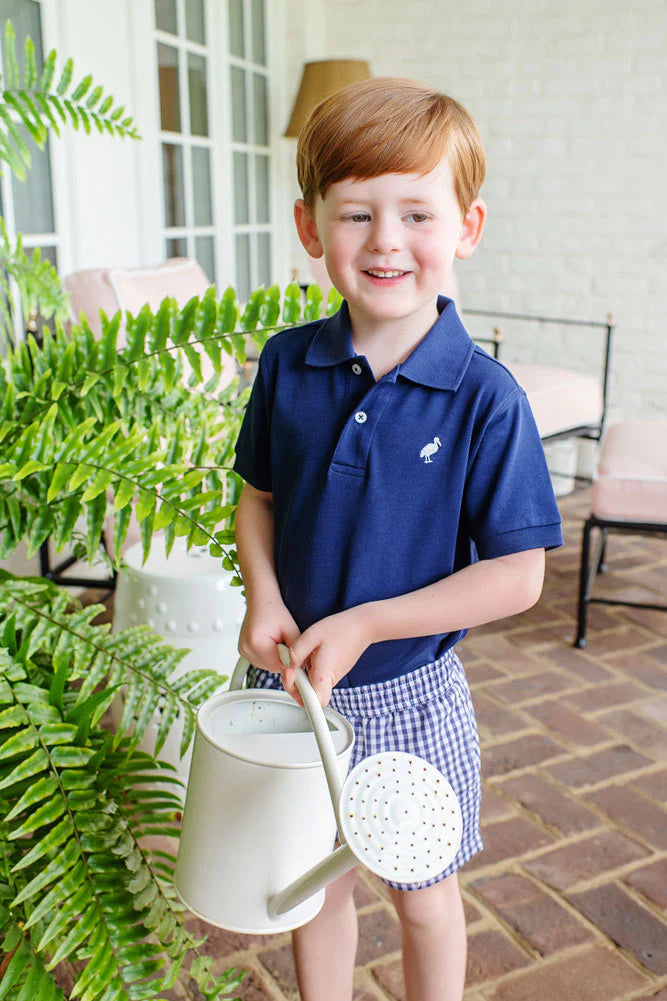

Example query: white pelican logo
[420,436,442,463]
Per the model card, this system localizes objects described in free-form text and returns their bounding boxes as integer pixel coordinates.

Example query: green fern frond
[0,631,241,1001]
[0,21,141,182]
[0,281,332,585]
[0,890,65,1001]
[0,574,226,755]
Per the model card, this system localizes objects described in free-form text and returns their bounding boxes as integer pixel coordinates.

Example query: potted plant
[0,22,340,1001]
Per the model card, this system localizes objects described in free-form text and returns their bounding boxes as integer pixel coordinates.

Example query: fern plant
[0,281,340,1000]
[0,16,344,998]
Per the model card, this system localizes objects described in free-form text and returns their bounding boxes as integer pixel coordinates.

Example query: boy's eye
[406,212,429,223]
[345,212,370,223]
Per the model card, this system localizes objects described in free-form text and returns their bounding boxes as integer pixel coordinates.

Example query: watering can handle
[229,654,251,691]
[279,645,344,826]
[228,648,344,829]
[292,666,344,827]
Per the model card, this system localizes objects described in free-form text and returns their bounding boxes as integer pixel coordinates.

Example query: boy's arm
[286,548,545,704]
[235,482,300,674]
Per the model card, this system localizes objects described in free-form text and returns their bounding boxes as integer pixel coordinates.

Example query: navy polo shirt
[234,296,563,687]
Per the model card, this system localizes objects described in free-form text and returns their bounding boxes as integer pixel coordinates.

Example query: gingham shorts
[247,648,483,890]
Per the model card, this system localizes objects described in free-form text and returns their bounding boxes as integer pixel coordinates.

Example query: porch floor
[173,487,667,1001]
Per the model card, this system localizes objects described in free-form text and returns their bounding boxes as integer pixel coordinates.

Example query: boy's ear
[455,198,487,260]
[294,198,324,259]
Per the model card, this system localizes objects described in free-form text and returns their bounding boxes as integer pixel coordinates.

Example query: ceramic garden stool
[575,420,667,647]
[111,538,245,782]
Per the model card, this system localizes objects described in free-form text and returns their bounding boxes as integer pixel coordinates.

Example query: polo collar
[305,295,475,392]
[305,300,357,367]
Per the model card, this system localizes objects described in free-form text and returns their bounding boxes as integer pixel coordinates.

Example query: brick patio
[176,487,666,1001]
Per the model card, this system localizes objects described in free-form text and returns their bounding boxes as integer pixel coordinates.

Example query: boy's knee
[390,874,462,930]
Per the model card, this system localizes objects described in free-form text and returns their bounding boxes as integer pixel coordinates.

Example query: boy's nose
[366,216,401,254]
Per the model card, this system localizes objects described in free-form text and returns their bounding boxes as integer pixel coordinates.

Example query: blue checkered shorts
[247,648,483,890]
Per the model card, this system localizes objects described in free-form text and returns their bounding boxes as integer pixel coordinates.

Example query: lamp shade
[284,59,372,138]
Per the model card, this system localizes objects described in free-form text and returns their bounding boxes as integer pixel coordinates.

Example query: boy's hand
[285,606,371,706]
[238,601,301,675]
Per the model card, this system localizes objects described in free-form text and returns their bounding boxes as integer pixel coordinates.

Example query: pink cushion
[65,259,236,386]
[64,267,120,339]
[509,362,603,439]
[108,257,210,315]
[65,258,211,345]
[593,421,667,523]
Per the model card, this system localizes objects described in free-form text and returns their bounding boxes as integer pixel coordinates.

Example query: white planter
[111,539,245,781]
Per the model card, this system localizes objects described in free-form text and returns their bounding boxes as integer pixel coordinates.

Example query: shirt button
[351,363,362,375]
[354,411,367,424]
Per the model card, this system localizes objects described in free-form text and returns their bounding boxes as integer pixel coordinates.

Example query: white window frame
[227,0,272,293]
[0,0,71,344]
[155,3,217,271]
[151,0,284,296]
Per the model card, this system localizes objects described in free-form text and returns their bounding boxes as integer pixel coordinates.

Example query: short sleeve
[233,354,273,492]
[464,390,563,559]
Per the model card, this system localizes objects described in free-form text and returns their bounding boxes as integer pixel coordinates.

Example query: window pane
[155,0,177,34]
[8,0,43,70]
[167,237,187,258]
[158,44,181,132]
[255,155,270,223]
[188,53,209,136]
[235,233,251,302]
[233,152,249,225]
[228,0,244,58]
[252,72,268,146]
[256,232,271,288]
[251,0,266,65]
[23,245,58,339]
[185,0,206,44]
[12,130,54,234]
[38,245,58,268]
[195,236,215,283]
[162,143,185,227]
[231,67,247,142]
[192,147,213,225]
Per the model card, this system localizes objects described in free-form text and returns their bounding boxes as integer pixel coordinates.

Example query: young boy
[233,77,562,1001]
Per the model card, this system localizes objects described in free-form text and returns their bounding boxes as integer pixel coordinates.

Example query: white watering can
[174,646,463,934]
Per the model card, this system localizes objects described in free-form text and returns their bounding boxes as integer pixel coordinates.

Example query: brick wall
[287,0,667,423]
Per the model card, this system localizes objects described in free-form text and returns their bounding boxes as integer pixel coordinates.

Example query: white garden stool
[112,538,246,783]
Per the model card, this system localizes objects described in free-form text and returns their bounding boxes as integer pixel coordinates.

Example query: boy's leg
[388,873,467,1001]
[292,866,359,1001]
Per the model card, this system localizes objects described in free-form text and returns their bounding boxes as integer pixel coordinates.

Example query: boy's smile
[295,159,486,353]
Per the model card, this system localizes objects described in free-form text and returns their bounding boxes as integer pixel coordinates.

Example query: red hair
[297,77,486,216]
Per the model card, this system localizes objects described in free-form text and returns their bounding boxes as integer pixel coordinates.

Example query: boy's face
[295,158,485,334]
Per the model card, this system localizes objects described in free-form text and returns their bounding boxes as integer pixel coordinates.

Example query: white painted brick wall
[281,0,667,423]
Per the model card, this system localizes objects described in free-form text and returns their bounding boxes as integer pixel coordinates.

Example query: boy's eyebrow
[334,195,436,208]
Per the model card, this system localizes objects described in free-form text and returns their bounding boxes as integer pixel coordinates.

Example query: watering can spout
[267,843,357,920]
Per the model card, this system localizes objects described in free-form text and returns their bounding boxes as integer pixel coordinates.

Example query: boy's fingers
[282,623,301,647]
[288,630,318,670]
[280,666,304,707]
[260,644,285,673]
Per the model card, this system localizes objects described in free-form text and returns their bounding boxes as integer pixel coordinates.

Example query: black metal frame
[464,308,615,445]
[575,515,667,648]
[39,537,117,592]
